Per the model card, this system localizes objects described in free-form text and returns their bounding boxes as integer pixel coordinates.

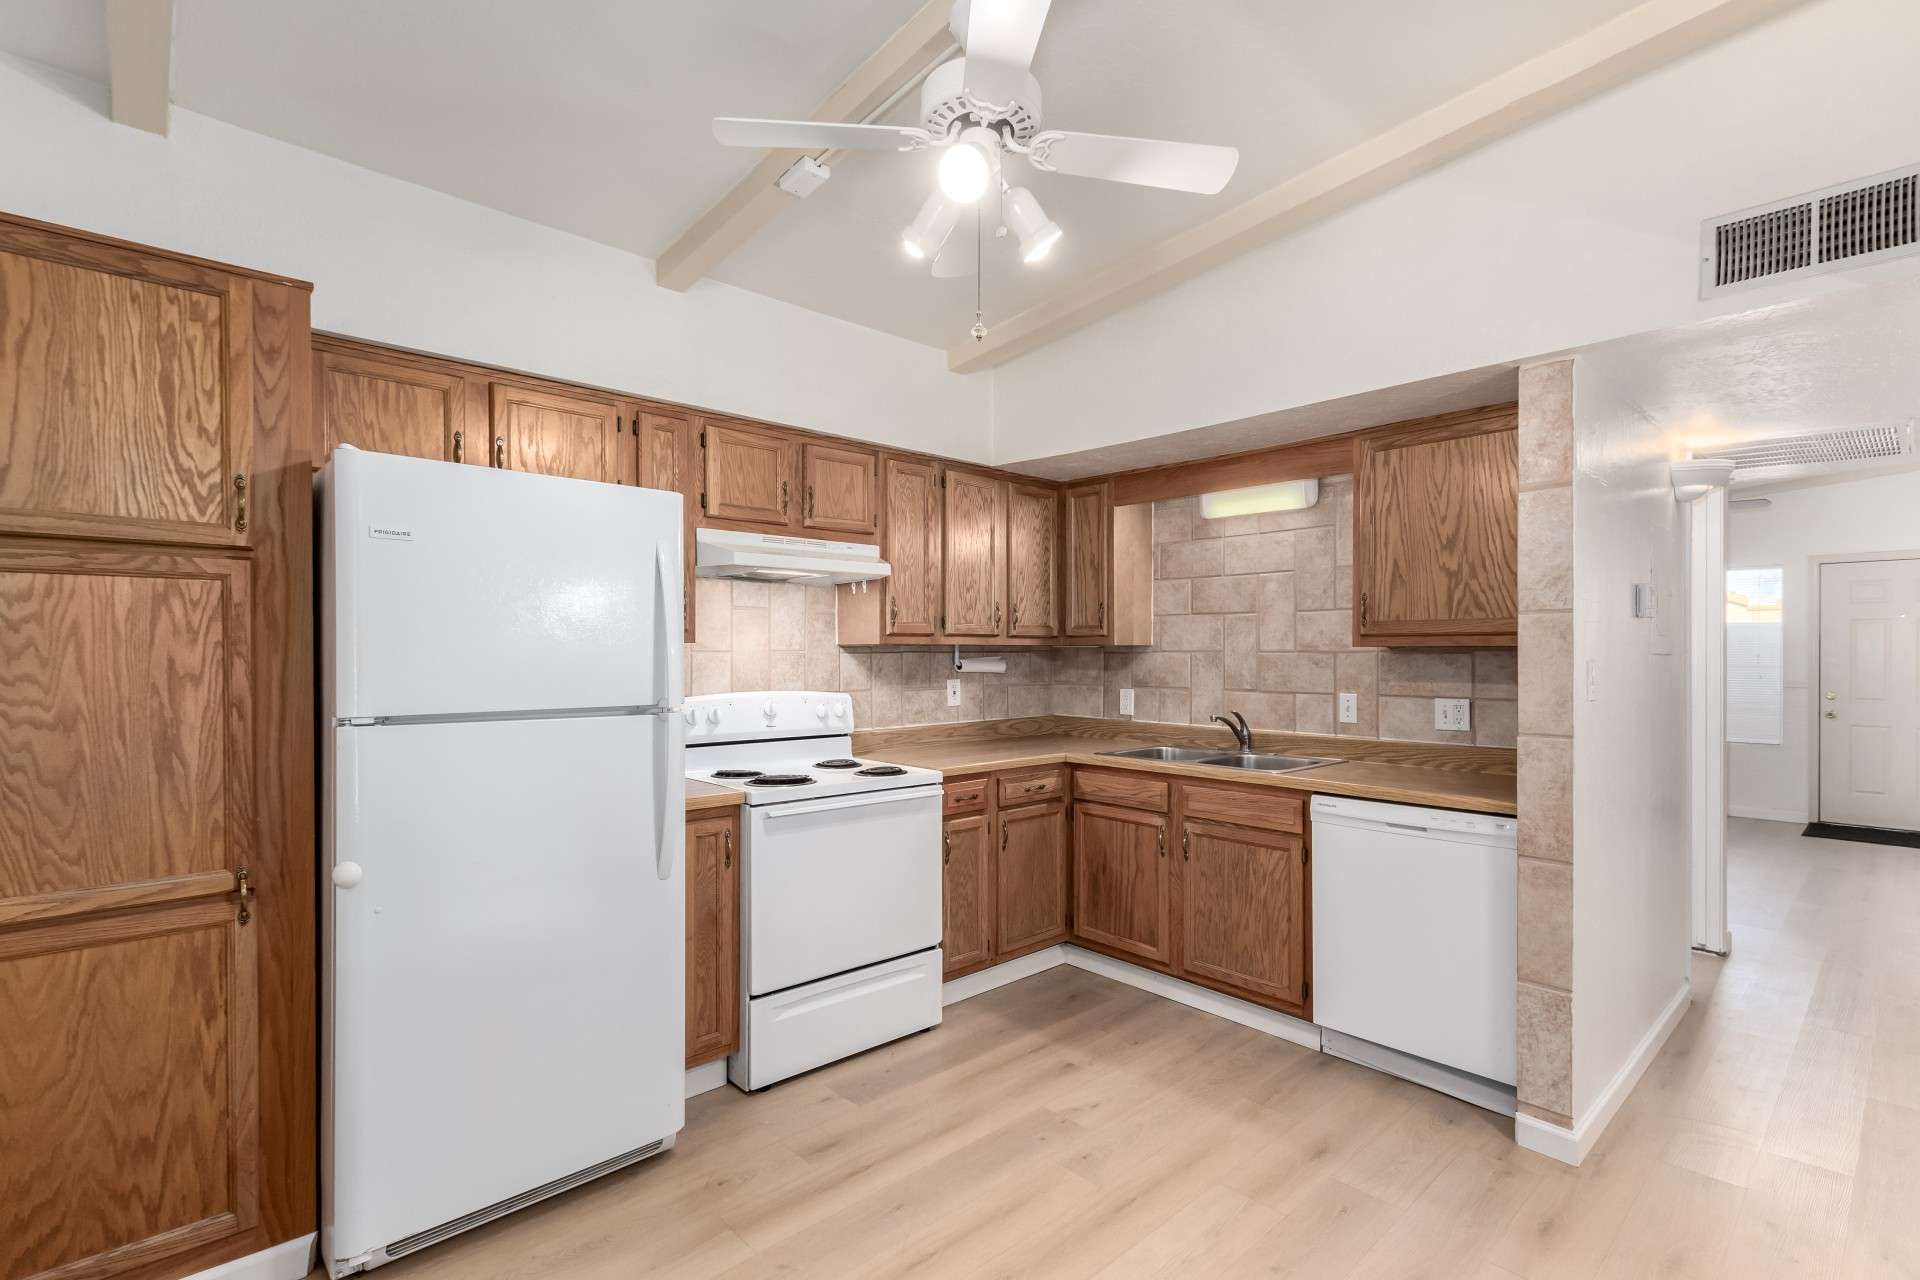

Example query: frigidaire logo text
[368,525,414,541]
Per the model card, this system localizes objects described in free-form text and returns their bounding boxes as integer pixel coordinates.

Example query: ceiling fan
[711,0,1239,303]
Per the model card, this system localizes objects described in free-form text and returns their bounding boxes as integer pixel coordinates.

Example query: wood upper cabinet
[703,420,795,526]
[801,441,879,535]
[637,409,697,644]
[1176,818,1308,1009]
[0,545,263,1280]
[685,811,740,1067]
[942,812,994,976]
[942,468,1006,638]
[1353,408,1519,647]
[1062,482,1111,638]
[1072,802,1171,964]
[315,343,467,467]
[997,800,1069,955]
[1006,482,1059,639]
[0,231,254,547]
[490,383,630,484]
[881,455,940,639]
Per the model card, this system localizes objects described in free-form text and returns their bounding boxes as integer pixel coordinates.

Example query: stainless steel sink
[1194,753,1339,774]
[1099,745,1224,763]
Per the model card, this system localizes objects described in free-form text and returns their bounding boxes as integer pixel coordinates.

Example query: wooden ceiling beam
[947,0,1809,373]
[104,0,174,135]
[654,0,956,292]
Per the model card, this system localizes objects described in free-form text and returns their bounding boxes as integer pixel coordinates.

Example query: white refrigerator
[319,447,685,1276]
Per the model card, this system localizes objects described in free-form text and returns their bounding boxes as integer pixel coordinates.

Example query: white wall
[988,0,1920,467]
[0,56,990,461]
[1727,469,1920,823]
[1569,362,1692,1121]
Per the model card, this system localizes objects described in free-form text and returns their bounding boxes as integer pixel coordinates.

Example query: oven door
[744,784,943,996]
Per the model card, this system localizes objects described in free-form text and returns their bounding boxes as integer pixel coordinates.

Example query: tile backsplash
[683,475,1517,746]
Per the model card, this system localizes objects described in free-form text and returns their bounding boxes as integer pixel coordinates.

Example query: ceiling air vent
[1701,164,1920,297]
[1711,422,1915,477]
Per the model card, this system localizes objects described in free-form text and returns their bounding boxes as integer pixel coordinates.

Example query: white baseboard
[1060,947,1323,1051]
[685,1059,728,1098]
[941,946,1068,1005]
[183,1234,315,1280]
[1516,981,1691,1167]
[1728,805,1807,824]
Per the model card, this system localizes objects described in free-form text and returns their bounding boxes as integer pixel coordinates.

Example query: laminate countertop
[863,734,1516,817]
[685,780,745,813]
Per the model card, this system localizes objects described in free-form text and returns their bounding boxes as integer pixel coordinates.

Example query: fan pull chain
[970,207,987,343]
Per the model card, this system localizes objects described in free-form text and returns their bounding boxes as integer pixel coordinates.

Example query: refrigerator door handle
[653,710,683,882]
[654,543,683,709]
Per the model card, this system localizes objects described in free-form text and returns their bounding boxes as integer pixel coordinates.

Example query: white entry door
[1819,558,1920,830]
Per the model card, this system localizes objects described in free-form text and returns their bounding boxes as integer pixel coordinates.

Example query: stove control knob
[815,704,829,721]
[704,706,721,726]
[831,703,848,720]
[763,700,778,724]
[683,707,696,727]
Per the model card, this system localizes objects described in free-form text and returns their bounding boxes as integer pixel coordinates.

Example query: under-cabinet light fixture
[1198,478,1320,519]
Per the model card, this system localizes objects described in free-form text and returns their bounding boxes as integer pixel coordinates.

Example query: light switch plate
[1434,698,1471,733]
[945,678,962,708]
[1119,688,1135,716]
[1338,691,1358,724]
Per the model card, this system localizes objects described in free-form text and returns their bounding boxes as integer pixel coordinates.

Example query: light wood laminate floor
[371,819,1919,1279]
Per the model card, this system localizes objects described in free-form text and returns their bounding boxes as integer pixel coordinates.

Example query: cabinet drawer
[1073,768,1169,812]
[1178,783,1303,834]
[998,767,1063,806]
[944,776,989,814]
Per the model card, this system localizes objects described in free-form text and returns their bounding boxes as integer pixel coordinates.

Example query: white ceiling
[1,0,1652,348]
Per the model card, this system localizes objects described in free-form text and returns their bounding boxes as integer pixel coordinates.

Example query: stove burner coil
[855,765,907,777]
[746,773,815,787]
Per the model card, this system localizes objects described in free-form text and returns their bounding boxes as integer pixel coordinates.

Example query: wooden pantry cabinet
[685,810,741,1067]
[0,213,315,1280]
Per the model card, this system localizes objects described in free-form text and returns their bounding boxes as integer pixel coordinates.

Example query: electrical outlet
[1338,691,1358,724]
[1434,698,1471,733]
[1119,688,1135,716]
[945,678,962,708]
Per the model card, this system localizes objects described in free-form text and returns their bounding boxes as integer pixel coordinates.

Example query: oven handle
[758,785,943,820]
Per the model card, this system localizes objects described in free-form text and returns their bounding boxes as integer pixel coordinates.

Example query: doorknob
[1824,710,1837,720]
[1824,690,1837,701]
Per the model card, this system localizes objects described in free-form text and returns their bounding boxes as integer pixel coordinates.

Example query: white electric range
[684,691,944,1090]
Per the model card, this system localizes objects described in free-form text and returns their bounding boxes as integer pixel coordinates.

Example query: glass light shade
[1002,186,1062,262]
[900,193,959,261]
[1198,478,1320,519]
[937,127,998,204]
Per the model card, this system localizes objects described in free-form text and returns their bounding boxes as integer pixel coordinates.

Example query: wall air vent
[1711,422,1915,477]
[1702,164,1919,297]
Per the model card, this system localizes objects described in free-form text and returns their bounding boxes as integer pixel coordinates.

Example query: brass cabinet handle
[1001,822,1008,850]
[993,601,1002,631]
[494,435,506,468]
[1359,592,1369,628]
[1024,782,1046,793]
[1098,600,1105,625]
[723,829,732,869]
[807,484,815,519]
[1157,826,1165,858]
[943,830,951,865]
[1182,827,1190,861]
[232,474,248,533]
[452,430,464,464]
[235,866,255,925]
[781,480,789,515]
[889,596,899,629]
[1010,603,1020,629]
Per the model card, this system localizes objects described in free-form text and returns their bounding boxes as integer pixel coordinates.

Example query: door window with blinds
[1726,567,1785,745]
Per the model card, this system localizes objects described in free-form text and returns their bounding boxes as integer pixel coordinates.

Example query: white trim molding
[182,1234,315,1280]
[941,946,1070,1005]
[1517,981,1691,1165]
[1728,804,1808,824]
[685,1058,729,1099]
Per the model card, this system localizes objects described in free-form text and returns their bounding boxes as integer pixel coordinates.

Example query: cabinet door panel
[942,469,1005,638]
[1178,819,1306,1006]
[943,813,993,976]
[802,442,878,535]
[1354,412,1518,645]
[0,244,250,546]
[685,814,739,1066]
[883,457,940,639]
[638,411,696,644]
[704,422,793,526]
[491,384,625,484]
[996,801,1068,955]
[1062,482,1109,637]
[316,348,463,466]
[1071,803,1169,964]
[1006,483,1058,638]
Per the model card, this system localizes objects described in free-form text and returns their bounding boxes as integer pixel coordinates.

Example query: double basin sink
[1098,745,1339,775]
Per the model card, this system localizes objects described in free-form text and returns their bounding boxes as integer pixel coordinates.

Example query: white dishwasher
[1310,795,1518,1113]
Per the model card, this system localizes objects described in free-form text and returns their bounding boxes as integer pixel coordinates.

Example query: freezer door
[325,448,682,719]
[326,714,683,1265]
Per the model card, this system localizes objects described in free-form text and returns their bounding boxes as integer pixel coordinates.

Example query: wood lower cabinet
[491,383,630,484]
[1071,802,1171,964]
[315,342,468,466]
[942,812,994,976]
[1006,482,1058,639]
[801,441,878,535]
[685,811,740,1067]
[996,800,1069,955]
[942,468,1006,638]
[1353,406,1518,647]
[703,420,794,526]
[1061,481,1110,638]
[1176,818,1308,1007]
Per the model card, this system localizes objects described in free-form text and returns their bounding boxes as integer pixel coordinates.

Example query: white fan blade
[931,231,977,278]
[712,118,927,152]
[957,0,1051,111]
[1030,131,1238,195]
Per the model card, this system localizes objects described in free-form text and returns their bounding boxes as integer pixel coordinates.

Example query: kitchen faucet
[1211,711,1253,753]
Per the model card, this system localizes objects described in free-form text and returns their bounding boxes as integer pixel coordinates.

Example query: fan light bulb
[937,127,998,205]
[900,194,960,262]
[1003,186,1062,264]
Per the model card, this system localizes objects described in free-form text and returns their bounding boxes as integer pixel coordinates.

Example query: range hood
[695,528,891,586]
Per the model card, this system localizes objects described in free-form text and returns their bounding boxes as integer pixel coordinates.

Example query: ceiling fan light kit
[713,0,1239,336]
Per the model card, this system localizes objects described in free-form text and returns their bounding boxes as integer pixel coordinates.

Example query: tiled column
[1515,359,1576,1129]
